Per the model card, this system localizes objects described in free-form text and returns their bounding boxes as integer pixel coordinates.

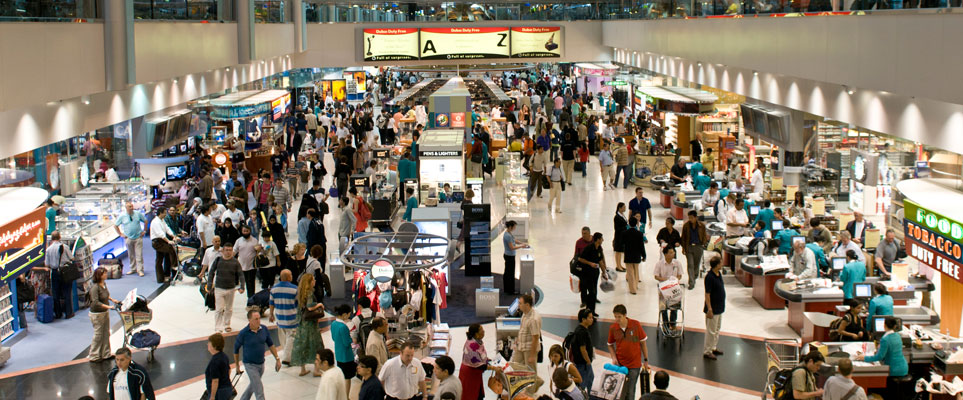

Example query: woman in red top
[577,142,590,178]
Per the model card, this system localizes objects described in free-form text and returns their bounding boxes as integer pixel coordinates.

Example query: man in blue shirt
[752,201,775,231]
[536,130,551,152]
[628,187,653,229]
[114,201,148,276]
[269,270,299,365]
[234,309,280,400]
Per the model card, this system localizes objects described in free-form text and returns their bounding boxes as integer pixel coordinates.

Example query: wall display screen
[353,72,367,92]
[363,28,420,61]
[419,27,510,60]
[510,27,561,58]
[331,80,346,102]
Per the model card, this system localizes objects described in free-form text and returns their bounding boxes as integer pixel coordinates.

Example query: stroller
[117,290,159,362]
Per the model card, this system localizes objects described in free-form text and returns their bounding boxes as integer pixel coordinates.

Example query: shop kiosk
[417,129,466,203]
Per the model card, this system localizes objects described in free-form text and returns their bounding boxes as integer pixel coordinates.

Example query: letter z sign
[419,27,510,60]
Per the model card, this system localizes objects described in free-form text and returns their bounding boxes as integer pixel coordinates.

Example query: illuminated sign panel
[363,28,420,61]
[510,27,561,58]
[419,27,510,60]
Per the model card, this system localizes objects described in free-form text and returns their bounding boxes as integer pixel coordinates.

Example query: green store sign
[905,199,963,244]
[605,80,628,86]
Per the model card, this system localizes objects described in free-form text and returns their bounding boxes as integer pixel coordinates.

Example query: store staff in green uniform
[45,199,58,236]
[402,187,418,222]
[868,283,894,321]
[839,250,867,300]
[752,201,775,231]
[693,169,712,194]
[856,316,910,397]
[774,221,800,255]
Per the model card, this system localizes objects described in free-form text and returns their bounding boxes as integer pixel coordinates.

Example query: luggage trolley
[116,291,160,363]
[171,243,202,286]
[657,278,685,340]
[762,338,801,399]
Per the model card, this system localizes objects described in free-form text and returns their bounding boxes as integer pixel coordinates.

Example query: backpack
[562,331,577,363]
[828,316,846,341]
[356,314,374,356]
[772,366,807,400]
[307,219,325,247]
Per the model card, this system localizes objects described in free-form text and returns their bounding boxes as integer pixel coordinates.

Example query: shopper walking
[502,221,529,295]
[570,308,595,391]
[365,317,389,373]
[459,324,502,400]
[113,201,147,276]
[106,347,155,400]
[628,187,653,232]
[607,304,649,400]
[512,294,544,393]
[654,247,684,331]
[703,256,726,360]
[598,141,615,190]
[547,158,564,213]
[207,243,244,333]
[292,273,326,376]
[561,132,577,184]
[529,146,549,198]
[43,231,74,319]
[379,341,427,400]
[332,304,357,393]
[680,210,708,290]
[234,309,281,400]
[613,203,628,273]
[622,217,644,295]
[613,139,633,189]
[87,267,119,362]
[268,269,298,365]
[577,232,608,313]
[357,355,386,400]
[205,333,234,400]
[315,349,347,400]
[149,208,180,283]
[234,225,259,297]
[197,204,217,249]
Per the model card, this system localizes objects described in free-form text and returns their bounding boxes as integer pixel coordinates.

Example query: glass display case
[57,180,149,251]
[504,153,529,239]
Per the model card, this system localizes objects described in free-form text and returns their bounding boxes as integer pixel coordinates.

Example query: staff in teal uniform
[402,187,418,222]
[45,198,58,236]
[839,250,867,299]
[856,316,909,396]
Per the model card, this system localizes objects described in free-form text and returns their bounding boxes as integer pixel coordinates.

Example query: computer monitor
[791,236,805,247]
[750,205,761,216]
[854,283,872,299]
[507,298,521,317]
[686,162,694,170]
[166,165,188,181]
[832,257,847,271]
[771,220,784,231]
[450,191,465,203]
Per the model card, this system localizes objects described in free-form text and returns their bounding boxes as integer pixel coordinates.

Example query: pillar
[237,0,255,64]
[216,0,233,21]
[104,0,134,91]
[293,0,305,52]
[677,115,693,158]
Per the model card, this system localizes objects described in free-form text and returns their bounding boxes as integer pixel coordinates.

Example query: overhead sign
[510,26,561,58]
[0,207,46,283]
[211,102,272,120]
[419,27,510,60]
[363,28,420,61]
[419,150,463,158]
[904,199,963,283]
[370,259,395,282]
[605,80,628,86]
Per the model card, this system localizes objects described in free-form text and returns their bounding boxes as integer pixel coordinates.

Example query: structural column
[237,0,255,64]
[103,0,135,91]
[293,0,306,52]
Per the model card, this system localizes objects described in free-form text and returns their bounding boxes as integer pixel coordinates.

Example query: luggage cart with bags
[657,277,685,339]
[117,289,160,363]
[763,338,801,400]
[171,243,202,286]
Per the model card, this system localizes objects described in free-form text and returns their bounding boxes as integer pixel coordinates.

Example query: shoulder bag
[302,306,324,322]
[57,245,84,283]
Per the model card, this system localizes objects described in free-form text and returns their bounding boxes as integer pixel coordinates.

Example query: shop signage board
[371,259,395,282]
[451,112,466,128]
[419,150,462,157]
[903,199,963,283]
[510,27,561,58]
[419,27,510,60]
[0,207,46,283]
[605,80,628,86]
[211,102,272,120]
[363,28,420,61]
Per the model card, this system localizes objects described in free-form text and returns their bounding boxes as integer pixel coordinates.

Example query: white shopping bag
[658,278,683,307]
[569,274,580,293]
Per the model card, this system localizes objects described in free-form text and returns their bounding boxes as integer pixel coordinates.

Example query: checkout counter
[775,276,935,334]
[740,255,789,309]
[721,237,750,277]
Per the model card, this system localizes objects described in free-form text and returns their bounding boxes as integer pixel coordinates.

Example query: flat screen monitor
[854,283,872,298]
[187,136,196,149]
[749,205,761,216]
[507,298,520,317]
[179,144,188,153]
[771,219,784,231]
[166,165,188,181]
[450,191,465,203]
[872,316,887,333]
[791,236,805,247]
[152,120,170,149]
[832,257,847,271]
[686,162,694,170]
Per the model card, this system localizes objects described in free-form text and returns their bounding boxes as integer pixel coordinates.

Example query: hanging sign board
[510,26,562,58]
[363,28,420,61]
[371,259,395,282]
[419,27,510,60]
[0,207,46,283]
[904,199,963,283]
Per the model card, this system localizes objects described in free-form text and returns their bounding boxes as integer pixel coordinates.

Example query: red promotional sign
[451,112,466,128]
[0,207,46,283]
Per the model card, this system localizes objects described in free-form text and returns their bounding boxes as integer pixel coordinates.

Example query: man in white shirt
[379,342,427,400]
[845,211,874,248]
[528,146,550,199]
[701,182,720,210]
[316,349,346,400]
[209,202,227,222]
[222,201,244,228]
[751,164,765,195]
[725,198,750,237]
[234,225,259,296]
[547,158,564,213]
[791,240,818,280]
[150,207,180,283]
[832,231,866,262]
[196,204,217,249]
[715,193,735,225]
[199,236,221,280]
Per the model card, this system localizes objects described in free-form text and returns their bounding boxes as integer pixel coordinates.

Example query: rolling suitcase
[99,254,123,279]
[36,294,53,323]
[639,367,651,395]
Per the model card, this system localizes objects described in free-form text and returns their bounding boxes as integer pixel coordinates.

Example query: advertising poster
[332,80,346,102]
[363,28,420,61]
[0,207,46,283]
[510,26,562,58]
[419,27,510,60]
[434,113,450,128]
[451,112,466,128]
[320,80,332,103]
[353,71,367,92]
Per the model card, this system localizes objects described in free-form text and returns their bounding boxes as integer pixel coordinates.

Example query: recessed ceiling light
[753,71,758,76]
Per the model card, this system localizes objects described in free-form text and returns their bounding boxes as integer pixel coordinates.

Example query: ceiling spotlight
[848,90,854,95]
[173,78,178,84]
[753,71,758,76]
[697,62,702,67]
[225,67,230,72]
[82,100,90,105]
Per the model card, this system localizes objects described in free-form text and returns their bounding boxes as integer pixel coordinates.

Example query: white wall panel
[0,23,105,112]
[255,23,295,60]
[134,22,238,84]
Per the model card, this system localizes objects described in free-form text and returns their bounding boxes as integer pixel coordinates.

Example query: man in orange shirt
[607,304,650,400]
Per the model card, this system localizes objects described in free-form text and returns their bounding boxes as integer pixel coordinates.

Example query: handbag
[255,253,270,268]
[470,153,482,163]
[569,255,583,275]
[302,306,324,322]
[540,175,550,190]
[57,245,83,282]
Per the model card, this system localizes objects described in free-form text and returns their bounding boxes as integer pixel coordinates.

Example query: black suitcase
[640,368,651,395]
